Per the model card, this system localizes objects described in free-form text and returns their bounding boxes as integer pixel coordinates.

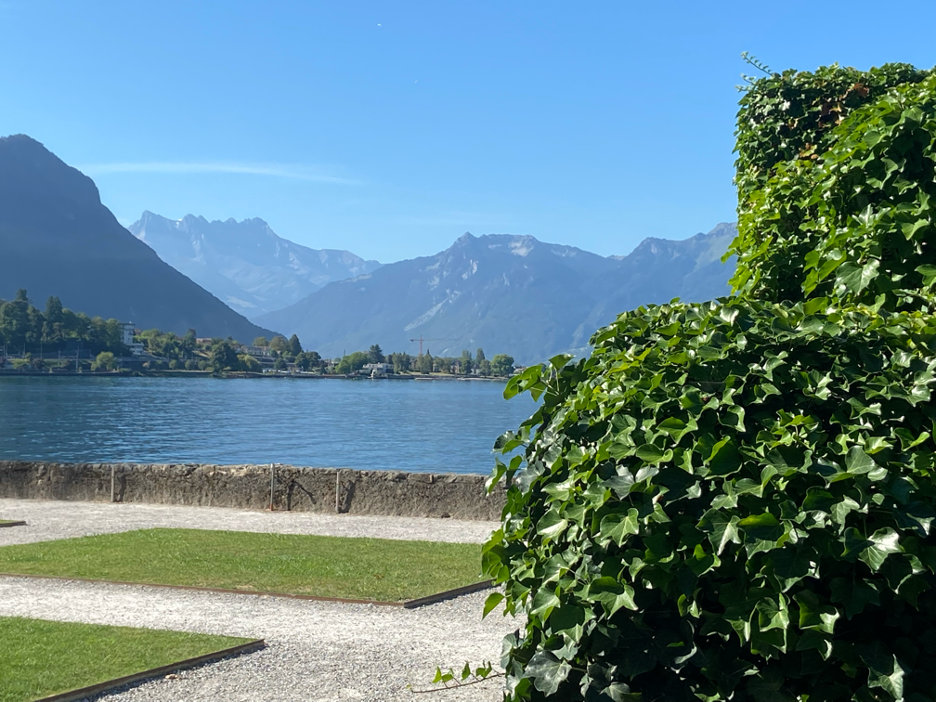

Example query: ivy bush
[730,65,935,306]
[487,299,936,700]
[484,62,936,702]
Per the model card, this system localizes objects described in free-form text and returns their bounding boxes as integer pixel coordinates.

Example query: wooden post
[335,469,340,513]
[269,463,275,511]
[110,464,116,502]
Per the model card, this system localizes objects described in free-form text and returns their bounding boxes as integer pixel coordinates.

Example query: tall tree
[490,354,515,377]
[416,352,433,374]
[368,344,385,363]
[269,335,288,353]
[43,296,64,345]
[209,339,239,372]
[391,352,411,374]
[295,350,322,371]
[0,290,30,350]
[181,329,197,358]
[288,334,302,356]
[459,349,473,375]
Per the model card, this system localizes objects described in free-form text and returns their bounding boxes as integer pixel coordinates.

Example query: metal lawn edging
[0,520,26,528]
[0,572,494,608]
[402,579,495,608]
[32,638,265,702]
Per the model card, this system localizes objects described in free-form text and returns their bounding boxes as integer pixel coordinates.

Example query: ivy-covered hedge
[486,299,936,700]
[730,65,935,307]
[485,62,936,702]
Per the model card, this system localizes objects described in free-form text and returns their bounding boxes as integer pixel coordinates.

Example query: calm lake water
[0,376,537,475]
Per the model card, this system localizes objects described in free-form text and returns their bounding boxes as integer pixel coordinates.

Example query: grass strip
[0,616,250,702]
[0,528,483,602]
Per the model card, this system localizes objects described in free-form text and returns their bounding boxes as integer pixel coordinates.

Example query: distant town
[0,290,519,379]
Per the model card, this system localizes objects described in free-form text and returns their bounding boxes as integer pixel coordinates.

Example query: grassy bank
[0,616,249,702]
[0,528,483,601]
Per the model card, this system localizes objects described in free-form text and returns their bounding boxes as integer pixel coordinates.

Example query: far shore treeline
[0,289,517,377]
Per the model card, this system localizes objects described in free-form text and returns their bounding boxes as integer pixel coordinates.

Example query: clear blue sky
[1,1,934,263]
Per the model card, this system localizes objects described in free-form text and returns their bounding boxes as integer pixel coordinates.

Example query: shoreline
[0,369,509,382]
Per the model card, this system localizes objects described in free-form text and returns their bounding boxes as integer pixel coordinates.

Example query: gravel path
[0,499,517,701]
[0,499,498,546]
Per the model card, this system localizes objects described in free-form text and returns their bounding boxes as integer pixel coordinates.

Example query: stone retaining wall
[0,461,505,521]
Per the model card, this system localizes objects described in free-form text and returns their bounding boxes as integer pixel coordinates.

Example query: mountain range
[0,133,738,361]
[0,135,274,341]
[129,212,381,318]
[256,224,738,364]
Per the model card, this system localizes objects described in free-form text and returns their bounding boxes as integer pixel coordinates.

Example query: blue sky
[1,1,934,263]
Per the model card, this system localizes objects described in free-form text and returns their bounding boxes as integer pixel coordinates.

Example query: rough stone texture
[0,461,505,521]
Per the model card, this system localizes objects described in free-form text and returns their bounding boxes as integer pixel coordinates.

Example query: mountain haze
[0,135,275,341]
[129,212,381,318]
[257,225,737,363]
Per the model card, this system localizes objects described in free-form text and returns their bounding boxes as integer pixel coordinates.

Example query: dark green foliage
[0,290,129,356]
[368,343,385,363]
[487,61,936,702]
[208,339,240,372]
[335,350,370,374]
[492,354,517,377]
[730,65,935,306]
[138,328,198,361]
[295,350,324,371]
[488,299,936,701]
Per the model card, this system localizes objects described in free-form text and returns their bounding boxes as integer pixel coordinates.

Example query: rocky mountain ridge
[129,212,381,318]
[0,134,275,341]
[257,224,738,363]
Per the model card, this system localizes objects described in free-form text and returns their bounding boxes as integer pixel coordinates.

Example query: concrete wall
[0,461,506,521]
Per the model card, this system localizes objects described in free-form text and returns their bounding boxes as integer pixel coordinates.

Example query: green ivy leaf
[859,641,905,699]
[530,587,560,618]
[709,438,744,475]
[598,509,640,547]
[636,444,672,463]
[588,576,638,615]
[835,259,880,294]
[858,527,902,572]
[739,512,783,541]
[845,446,878,475]
[701,510,742,555]
[793,590,839,634]
[802,487,836,513]
[482,592,505,618]
[536,510,569,541]
[525,651,572,696]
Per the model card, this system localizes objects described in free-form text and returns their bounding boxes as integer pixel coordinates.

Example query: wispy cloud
[77,161,362,185]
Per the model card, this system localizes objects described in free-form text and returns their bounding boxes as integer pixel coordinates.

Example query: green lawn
[0,616,250,702]
[0,528,483,601]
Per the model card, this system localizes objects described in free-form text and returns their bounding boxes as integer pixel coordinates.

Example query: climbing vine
[482,60,936,702]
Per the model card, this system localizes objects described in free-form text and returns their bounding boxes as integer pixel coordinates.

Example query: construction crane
[409,336,459,355]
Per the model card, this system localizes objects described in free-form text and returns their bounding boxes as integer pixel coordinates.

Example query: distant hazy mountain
[0,135,275,341]
[129,212,381,318]
[256,224,738,364]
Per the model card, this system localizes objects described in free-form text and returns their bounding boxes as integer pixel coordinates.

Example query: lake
[0,376,537,475]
